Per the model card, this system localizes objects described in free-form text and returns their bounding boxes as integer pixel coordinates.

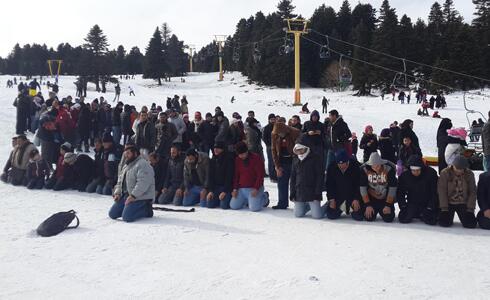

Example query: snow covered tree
[144,27,166,85]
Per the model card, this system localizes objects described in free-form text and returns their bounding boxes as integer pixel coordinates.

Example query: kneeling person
[183,148,210,207]
[109,144,155,222]
[397,155,438,225]
[359,152,397,222]
[477,171,490,229]
[290,137,325,219]
[205,142,234,209]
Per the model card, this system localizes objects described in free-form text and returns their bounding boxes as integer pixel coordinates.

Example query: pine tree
[144,27,166,85]
[166,34,188,77]
[161,22,172,45]
[83,24,110,91]
[472,0,490,79]
[277,0,296,19]
[126,47,144,75]
[115,45,126,75]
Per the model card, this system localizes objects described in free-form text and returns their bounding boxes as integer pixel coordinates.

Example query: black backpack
[37,210,80,237]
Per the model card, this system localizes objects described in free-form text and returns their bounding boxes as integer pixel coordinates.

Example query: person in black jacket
[396,155,439,225]
[111,102,123,145]
[400,119,420,150]
[359,125,378,163]
[157,145,185,205]
[155,112,178,158]
[326,110,352,170]
[262,113,277,181]
[77,103,92,152]
[389,121,401,157]
[64,153,95,192]
[197,113,217,155]
[26,149,50,189]
[120,104,133,145]
[326,149,362,220]
[86,139,105,193]
[477,172,490,229]
[14,88,31,135]
[134,111,156,159]
[378,128,396,163]
[302,110,325,157]
[205,142,234,209]
[290,135,325,219]
[149,152,168,201]
[436,118,453,174]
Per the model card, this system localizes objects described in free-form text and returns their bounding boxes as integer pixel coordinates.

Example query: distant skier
[114,83,121,102]
[128,86,135,96]
[322,97,330,113]
[231,96,235,103]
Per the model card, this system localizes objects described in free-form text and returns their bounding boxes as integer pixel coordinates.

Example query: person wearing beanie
[155,111,178,158]
[438,155,477,228]
[110,142,155,222]
[444,127,468,167]
[25,149,50,189]
[205,142,235,209]
[396,155,439,225]
[45,142,73,190]
[262,113,277,181]
[197,112,217,155]
[158,144,185,206]
[230,141,269,212]
[359,125,378,163]
[271,121,301,209]
[291,135,325,219]
[359,152,398,222]
[326,149,362,220]
[378,128,396,164]
[477,171,490,229]
[182,148,210,207]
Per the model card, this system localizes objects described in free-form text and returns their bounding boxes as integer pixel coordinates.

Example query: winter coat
[26,159,50,180]
[302,111,325,149]
[135,120,156,150]
[206,151,234,192]
[169,115,186,144]
[482,121,490,156]
[437,118,453,171]
[93,148,105,179]
[233,152,264,190]
[155,121,178,157]
[15,94,31,117]
[153,158,168,192]
[397,166,438,210]
[444,136,466,166]
[378,137,396,164]
[198,121,217,148]
[390,126,401,149]
[102,145,122,182]
[112,107,122,127]
[11,142,37,170]
[215,117,230,144]
[56,107,75,139]
[77,105,91,139]
[398,144,423,168]
[329,117,351,151]
[52,155,66,179]
[477,172,490,212]
[121,111,133,136]
[184,152,210,189]
[438,166,476,211]
[399,126,420,150]
[359,133,379,163]
[113,156,155,201]
[271,122,301,168]
[326,159,361,202]
[262,123,274,148]
[290,152,324,202]
[164,155,185,190]
[245,126,263,155]
[72,154,95,186]
[360,163,397,204]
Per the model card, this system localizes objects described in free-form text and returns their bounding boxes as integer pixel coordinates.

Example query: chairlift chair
[319,36,331,59]
[338,55,352,90]
[392,59,408,90]
[253,43,262,63]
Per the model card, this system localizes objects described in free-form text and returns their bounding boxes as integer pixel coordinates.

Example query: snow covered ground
[0,72,489,299]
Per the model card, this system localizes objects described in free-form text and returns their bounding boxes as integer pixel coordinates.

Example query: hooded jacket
[271,122,301,168]
[438,166,476,211]
[290,147,324,202]
[329,117,351,151]
[184,152,210,189]
[302,110,325,148]
[397,166,439,210]
[207,151,234,192]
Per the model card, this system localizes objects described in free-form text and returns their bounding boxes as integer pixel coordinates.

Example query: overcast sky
[0,0,476,57]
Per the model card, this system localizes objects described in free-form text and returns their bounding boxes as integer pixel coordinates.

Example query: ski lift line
[235,37,285,50]
[300,35,490,99]
[234,29,284,48]
[309,29,490,83]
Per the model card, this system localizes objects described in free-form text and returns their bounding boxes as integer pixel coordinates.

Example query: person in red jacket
[230,142,269,212]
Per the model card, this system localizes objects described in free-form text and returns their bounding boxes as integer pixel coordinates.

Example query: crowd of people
[2,78,490,229]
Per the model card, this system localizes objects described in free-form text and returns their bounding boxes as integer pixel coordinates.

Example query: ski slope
[0,73,489,299]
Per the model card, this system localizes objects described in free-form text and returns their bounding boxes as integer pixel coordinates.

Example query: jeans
[266,147,277,181]
[86,178,113,195]
[276,162,292,208]
[484,155,490,172]
[112,126,122,145]
[294,201,325,219]
[230,187,266,212]
[183,185,204,207]
[204,186,231,209]
[157,186,184,206]
[108,195,151,222]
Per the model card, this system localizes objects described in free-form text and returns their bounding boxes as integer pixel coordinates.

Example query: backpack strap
[66,211,80,229]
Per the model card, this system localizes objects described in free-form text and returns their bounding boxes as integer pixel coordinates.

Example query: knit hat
[407,155,424,169]
[268,113,276,120]
[364,125,374,134]
[61,142,72,152]
[366,152,386,166]
[213,141,226,149]
[63,152,78,165]
[185,148,198,157]
[452,155,469,170]
[380,128,391,138]
[235,141,248,154]
[335,149,350,164]
[447,128,467,141]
